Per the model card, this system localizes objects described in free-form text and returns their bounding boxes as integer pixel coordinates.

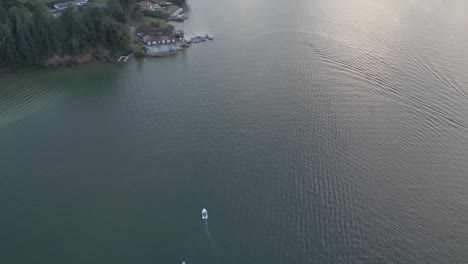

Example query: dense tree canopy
[118,0,136,12]
[107,0,126,23]
[170,0,187,7]
[0,0,130,68]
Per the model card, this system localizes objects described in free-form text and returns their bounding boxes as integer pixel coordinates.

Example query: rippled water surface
[1,0,467,263]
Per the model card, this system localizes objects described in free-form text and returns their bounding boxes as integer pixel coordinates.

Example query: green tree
[0,7,8,23]
[130,5,143,21]
[0,20,19,66]
[8,7,36,63]
[118,0,135,12]
[150,20,161,28]
[104,17,129,55]
[170,0,186,6]
[1,0,21,9]
[32,8,54,56]
[1,0,130,68]
[81,7,106,45]
[107,0,126,23]
[61,9,92,55]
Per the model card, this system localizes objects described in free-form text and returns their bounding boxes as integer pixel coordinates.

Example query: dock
[117,55,130,63]
[182,34,214,44]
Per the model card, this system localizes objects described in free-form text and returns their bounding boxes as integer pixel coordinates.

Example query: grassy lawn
[128,16,166,28]
[143,16,166,27]
[168,6,179,14]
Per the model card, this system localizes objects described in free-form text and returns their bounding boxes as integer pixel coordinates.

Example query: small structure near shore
[170,7,187,21]
[117,55,130,63]
[170,15,187,21]
[172,7,184,17]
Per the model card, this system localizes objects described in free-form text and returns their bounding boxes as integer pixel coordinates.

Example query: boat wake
[204,220,215,249]
[201,208,215,249]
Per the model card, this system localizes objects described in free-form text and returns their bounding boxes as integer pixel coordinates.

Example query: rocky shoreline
[45,47,113,68]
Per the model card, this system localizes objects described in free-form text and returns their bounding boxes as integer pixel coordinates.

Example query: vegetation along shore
[0,0,188,70]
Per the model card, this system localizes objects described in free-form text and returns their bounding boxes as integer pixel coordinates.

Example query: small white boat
[201,208,208,220]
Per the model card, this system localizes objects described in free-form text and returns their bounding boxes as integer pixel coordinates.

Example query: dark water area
[1,0,467,263]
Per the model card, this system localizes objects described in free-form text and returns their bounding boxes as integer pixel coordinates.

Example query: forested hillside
[0,0,130,68]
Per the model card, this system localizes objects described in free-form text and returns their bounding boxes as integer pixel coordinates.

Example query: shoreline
[0,51,117,75]
[0,1,190,73]
[45,47,113,68]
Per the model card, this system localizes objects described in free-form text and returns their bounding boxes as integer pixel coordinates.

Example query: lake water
[1,0,467,263]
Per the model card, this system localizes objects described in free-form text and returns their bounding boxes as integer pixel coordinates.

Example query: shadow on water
[0,62,120,127]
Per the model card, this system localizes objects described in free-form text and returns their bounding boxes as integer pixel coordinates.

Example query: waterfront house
[136,25,177,46]
[159,2,173,8]
[139,1,161,11]
[54,2,69,10]
[74,0,88,6]
[54,0,88,10]
[136,25,179,55]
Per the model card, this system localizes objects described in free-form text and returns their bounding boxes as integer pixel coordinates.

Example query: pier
[117,55,130,63]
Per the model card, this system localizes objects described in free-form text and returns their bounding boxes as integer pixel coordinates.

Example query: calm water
[1,0,468,263]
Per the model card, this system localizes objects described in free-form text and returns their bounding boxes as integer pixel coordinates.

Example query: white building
[54,0,88,10]
[139,1,161,11]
